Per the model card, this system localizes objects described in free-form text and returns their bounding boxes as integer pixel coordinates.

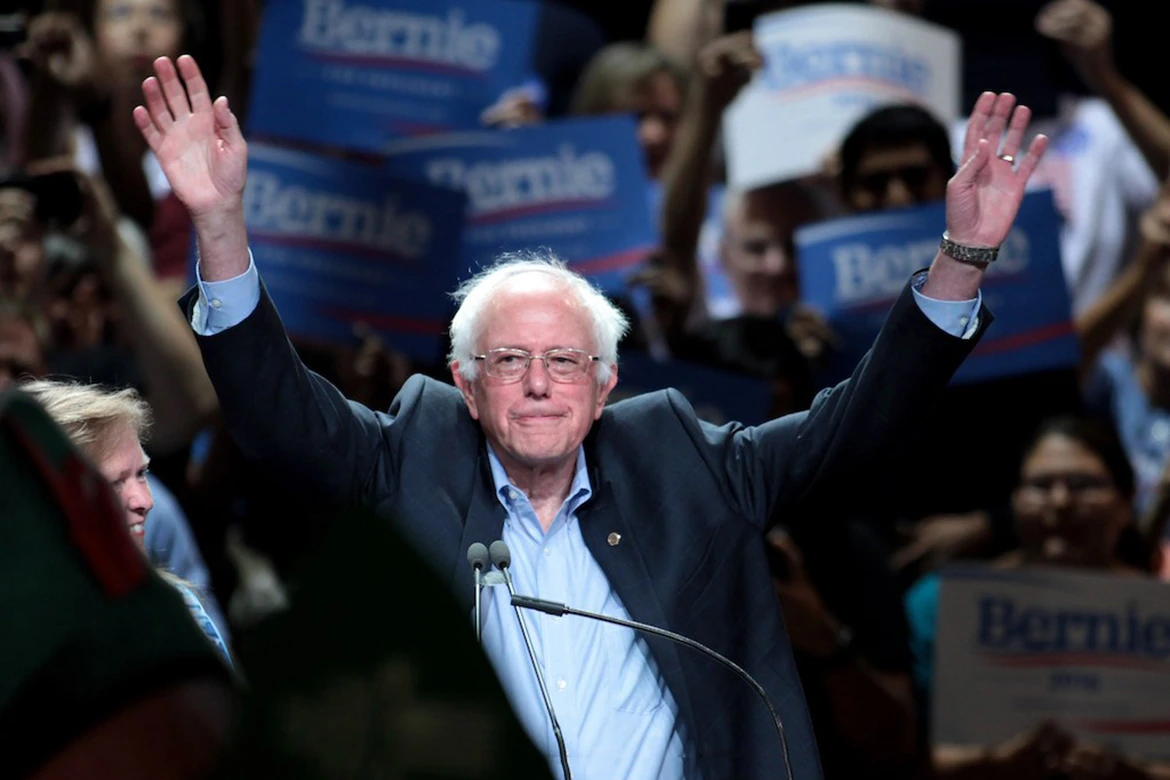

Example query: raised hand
[1036,0,1114,86]
[133,55,247,221]
[18,12,100,102]
[695,31,762,112]
[947,92,1048,249]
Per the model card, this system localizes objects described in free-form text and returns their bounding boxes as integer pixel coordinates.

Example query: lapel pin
[607,532,621,546]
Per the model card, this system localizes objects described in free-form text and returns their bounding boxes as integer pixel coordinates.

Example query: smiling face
[95,423,153,547]
[1012,433,1131,569]
[451,274,617,477]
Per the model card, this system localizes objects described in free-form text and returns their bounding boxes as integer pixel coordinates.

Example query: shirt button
[507,488,519,501]
[959,316,969,326]
[557,679,567,691]
[543,547,551,558]
[210,298,223,309]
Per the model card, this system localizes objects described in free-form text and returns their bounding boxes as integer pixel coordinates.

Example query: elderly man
[134,54,1046,780]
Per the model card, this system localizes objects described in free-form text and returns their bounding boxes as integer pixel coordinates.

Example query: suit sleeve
[701,278,991,528]
[182,280,409,509]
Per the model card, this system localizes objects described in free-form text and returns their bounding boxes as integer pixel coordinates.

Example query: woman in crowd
[905,416,1166,779]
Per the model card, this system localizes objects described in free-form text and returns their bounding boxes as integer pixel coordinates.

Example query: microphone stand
[501,573,572,780]
[512,594,793,780]
[466,543,490,644]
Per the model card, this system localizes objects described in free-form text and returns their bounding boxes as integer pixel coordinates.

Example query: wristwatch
[939,232,999,266]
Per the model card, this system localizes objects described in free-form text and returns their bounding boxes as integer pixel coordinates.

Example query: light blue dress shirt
[189,256,982,778]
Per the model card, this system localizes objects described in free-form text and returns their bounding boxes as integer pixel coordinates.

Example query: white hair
[448,250,630,383]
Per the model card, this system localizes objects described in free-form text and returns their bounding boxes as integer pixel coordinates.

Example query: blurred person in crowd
[1077,173,1170,517]
[650,30,832,413]
[0,165,216,455]
[766,522,917,779]
[484,40,685,183]
[835,103,954,214]
[962,0,1161,317]
[17,0,258,286]
[1,386,238,780]
[137,49,1046,779]
[19,377,232,665]
[905,416,1168,779]
[568,42,685,181]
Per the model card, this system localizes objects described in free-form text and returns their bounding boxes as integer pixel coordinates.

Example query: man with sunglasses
[837,104,955,214]
[137,52,1047,780]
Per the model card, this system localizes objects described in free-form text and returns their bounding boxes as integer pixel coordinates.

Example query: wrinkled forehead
[478,274,594,345]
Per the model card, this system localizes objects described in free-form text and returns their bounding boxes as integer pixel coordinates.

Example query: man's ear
[594,364,618,419]
[450,363,479,420]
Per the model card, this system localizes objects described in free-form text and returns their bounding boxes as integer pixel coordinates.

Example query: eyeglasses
[856,164,934,198]
[1017,474,1117,503]
[473,348,600,383]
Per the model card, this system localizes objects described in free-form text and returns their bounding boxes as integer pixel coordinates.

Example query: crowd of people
[3,0,1170,778]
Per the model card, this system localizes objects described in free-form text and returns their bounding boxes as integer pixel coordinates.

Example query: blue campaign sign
[382,115,657,294]
[240,143,467,363]
[247,0,538,152]
[796,189,1078,386]
[611,352,775,427]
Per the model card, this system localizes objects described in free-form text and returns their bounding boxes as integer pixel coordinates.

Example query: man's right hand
[133,56,247,224]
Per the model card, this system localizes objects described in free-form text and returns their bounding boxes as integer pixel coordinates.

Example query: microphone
[511,595,794,780]
[489,540,572,780]
[466,542,490,643]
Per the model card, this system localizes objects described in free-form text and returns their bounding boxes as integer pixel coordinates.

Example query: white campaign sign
[934,565,1170,763]
[723,3,960,190]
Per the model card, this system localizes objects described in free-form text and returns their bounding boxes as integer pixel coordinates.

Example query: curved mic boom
[510,594,794,780]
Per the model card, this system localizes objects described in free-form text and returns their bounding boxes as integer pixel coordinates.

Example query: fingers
[980,93,1017,157]
[213,96,245,147]
[998,104,1031,161]
[132,105,162,151]
[955,137,991,184]
[962,92,996,161]
[153,56,193,119]
[140,75,174,129]
[1015,133,1049,182]
[177,54,214,113]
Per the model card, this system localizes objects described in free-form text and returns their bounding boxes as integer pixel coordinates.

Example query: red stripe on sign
[972,321,1075,356]
[573,246,655,275]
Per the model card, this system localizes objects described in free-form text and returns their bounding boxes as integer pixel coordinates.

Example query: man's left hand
[947,92,1048,249]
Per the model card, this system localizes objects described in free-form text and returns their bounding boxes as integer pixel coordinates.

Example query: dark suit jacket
[188,279,989,780]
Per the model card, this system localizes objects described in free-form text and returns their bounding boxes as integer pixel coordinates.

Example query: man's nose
[523,357,551,396]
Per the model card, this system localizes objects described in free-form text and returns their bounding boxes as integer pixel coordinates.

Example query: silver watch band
[939,232,999,265]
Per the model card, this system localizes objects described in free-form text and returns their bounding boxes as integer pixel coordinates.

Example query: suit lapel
[448,447,508,613]
[577,480,700,754]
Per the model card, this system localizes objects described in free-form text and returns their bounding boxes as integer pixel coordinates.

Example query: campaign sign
[723,3,960,189]
[609,352,774,427]
[241,143,466,363]
[383,116,657,294]
[934,564,1170,764]
[796,189,1078,386]
[247,0,538,151]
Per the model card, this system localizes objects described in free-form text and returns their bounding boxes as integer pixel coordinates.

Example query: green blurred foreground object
[215,504,553,779]
[0,388,551,779]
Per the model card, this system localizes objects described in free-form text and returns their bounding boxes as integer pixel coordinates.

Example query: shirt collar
[486,442,592,515]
